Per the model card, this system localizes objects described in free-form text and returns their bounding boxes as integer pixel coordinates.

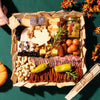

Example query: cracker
[22,17,37,26]
[8,16,20,30]
[21,18,30,26]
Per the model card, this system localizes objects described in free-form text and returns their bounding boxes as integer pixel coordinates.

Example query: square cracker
[8,16,20,30]
[21,18,30,27]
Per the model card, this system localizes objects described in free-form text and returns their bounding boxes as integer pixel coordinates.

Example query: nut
[35,47,39,52]
[16,67,21,72]
[26,69,29,73]
[22,56,28,64]
[21,61,24,66]
[35,26,40,30]
[16,61,21,67]
[40,25,46,31]
[27,72,31,77]
[18,76,24,81]
[15,72,19,76]
[30,65,35,69]
[22,69,26,73]
[45,51,51,58]
[24,77,28,81]
[25,63,29,66]
[28,57,31,62]
[23,71,27,77]
[27,30,34,39]
[15,56,32,82]
[19,71,23,77]
[16,65,19,68]
[46,46,51,51]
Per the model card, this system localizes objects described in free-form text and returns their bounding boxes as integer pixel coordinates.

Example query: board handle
[65,63,100,100]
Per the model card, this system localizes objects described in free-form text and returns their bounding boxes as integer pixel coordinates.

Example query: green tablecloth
[0,0,100,100]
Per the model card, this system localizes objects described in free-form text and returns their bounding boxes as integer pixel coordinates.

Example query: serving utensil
[65,63,100,100]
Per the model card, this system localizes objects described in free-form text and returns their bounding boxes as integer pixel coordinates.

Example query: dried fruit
[66,39,72,46]
[58,45,64,56]
[73,49,80,55]
[62,43,67,54]
[67,47,72,54]
[70,44,78,52]
[73,39,79,46]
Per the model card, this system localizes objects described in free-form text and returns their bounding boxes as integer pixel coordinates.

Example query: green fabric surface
[0,0,100,100]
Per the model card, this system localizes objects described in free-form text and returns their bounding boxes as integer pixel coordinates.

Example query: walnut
[40,25,46,31]
[45,51,51,58]
[35,26,41,30]
[27,30,34,39]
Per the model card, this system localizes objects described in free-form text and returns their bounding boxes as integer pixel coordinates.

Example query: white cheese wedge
[20,28,31,41]
[20,28,51,46]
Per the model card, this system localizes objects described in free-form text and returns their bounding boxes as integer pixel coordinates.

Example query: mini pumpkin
[0,62,8,86]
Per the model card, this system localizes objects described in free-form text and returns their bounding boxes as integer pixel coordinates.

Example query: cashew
[22,69,26,73]
[17,56,22,62]
[15,56,33,82]
[18,76,24,81]
[22,56,28,64]
[27,72,31,77]
[24,77,28,81]
[23,71,27,77]
[16,65,20,68]
[16,61,21,67]
[30,65,35,70]
[19,71,23,77]
[15,72,19,76]
[21,61,25,66]
[16,67,21,72]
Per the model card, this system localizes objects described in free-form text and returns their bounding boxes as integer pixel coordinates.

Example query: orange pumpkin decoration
[0,62,8,86]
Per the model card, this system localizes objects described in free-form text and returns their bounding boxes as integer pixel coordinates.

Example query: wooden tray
[10,10,87,88]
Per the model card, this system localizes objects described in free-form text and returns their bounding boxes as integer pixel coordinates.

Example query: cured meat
[28,66,83,83]
[30,55,82,67]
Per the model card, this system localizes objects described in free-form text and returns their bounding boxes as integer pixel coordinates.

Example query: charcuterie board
[9,10,87,88]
